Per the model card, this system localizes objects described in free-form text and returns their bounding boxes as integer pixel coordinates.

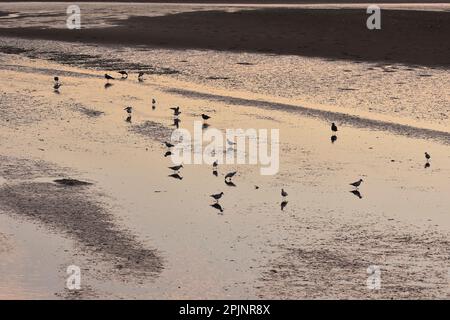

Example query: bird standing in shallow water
[350,179,363,189]
[331,122,338,132]
[165,141,174,148]
[201,114,211,121]
[124,106,132,115]
[168,164,183,172]
[281,188,288,198]
[210,192,224,202]
[224,171,237,181]
[118,71,128,79]
[105,74,114,82]
[425,152,431,161]
[138,72,144,82]
[53,82,62,91]
[53,77,61,91]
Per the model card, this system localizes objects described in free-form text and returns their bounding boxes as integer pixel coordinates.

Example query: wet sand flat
[0,51,449,299]
[0,8,449,67]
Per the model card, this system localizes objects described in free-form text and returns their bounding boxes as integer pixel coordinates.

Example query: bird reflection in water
[164,151,172,157]
[281,200,288,211]
[210,203,224,214]
[350,190,363,199]
[225,180,236,187]
[168,173,183,180]
[104,83,113,90]
[173,118,181,129]
[213,170,218,177]
[331,135,337,144]
[125,115,132,123]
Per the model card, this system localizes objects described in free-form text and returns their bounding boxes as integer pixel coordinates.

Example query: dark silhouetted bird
[281,200,288,211]
[105,74,114,82]
[118,71,128,79]
[281,188,288,198]
[124,106,132,114]
[169,164,183,172]
[350,179,363,189]
[165,142,174,148]
[53,83,62,90]
[210,192,224,202]
[213,160,218,168]
[224,171,236,180]
[331,122,338,132]
[201,114,210,121]
[425,152,431,161]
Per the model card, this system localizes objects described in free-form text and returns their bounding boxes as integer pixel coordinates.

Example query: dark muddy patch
[72,104,105,118]
[0,45,179,76]
[0,156,163,281]
[0,156,68,180]
[130,120,173,143]
[54,178,93,187]
[206,76,230,80]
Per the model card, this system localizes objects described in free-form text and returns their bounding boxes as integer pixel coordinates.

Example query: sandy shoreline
[0,8,449,67]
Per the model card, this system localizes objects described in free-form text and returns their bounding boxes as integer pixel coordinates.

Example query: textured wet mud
[0,156,164,282]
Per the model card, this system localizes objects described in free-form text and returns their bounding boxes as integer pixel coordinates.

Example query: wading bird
[349,179,363,189]
[210,192,224,202]
[281,188,288,198]
[331,123,338,132]
[124,106,132,115]
[53,82,62,91]
[168,165,183,172]
[224,171,237,181]
[105,74,114,82]
[118,71,128,79]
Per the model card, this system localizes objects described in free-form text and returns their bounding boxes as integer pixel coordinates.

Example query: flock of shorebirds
[52,71,433,212]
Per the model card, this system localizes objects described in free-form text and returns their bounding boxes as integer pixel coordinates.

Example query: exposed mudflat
[0,155,163,298]
[0,5,448,298]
